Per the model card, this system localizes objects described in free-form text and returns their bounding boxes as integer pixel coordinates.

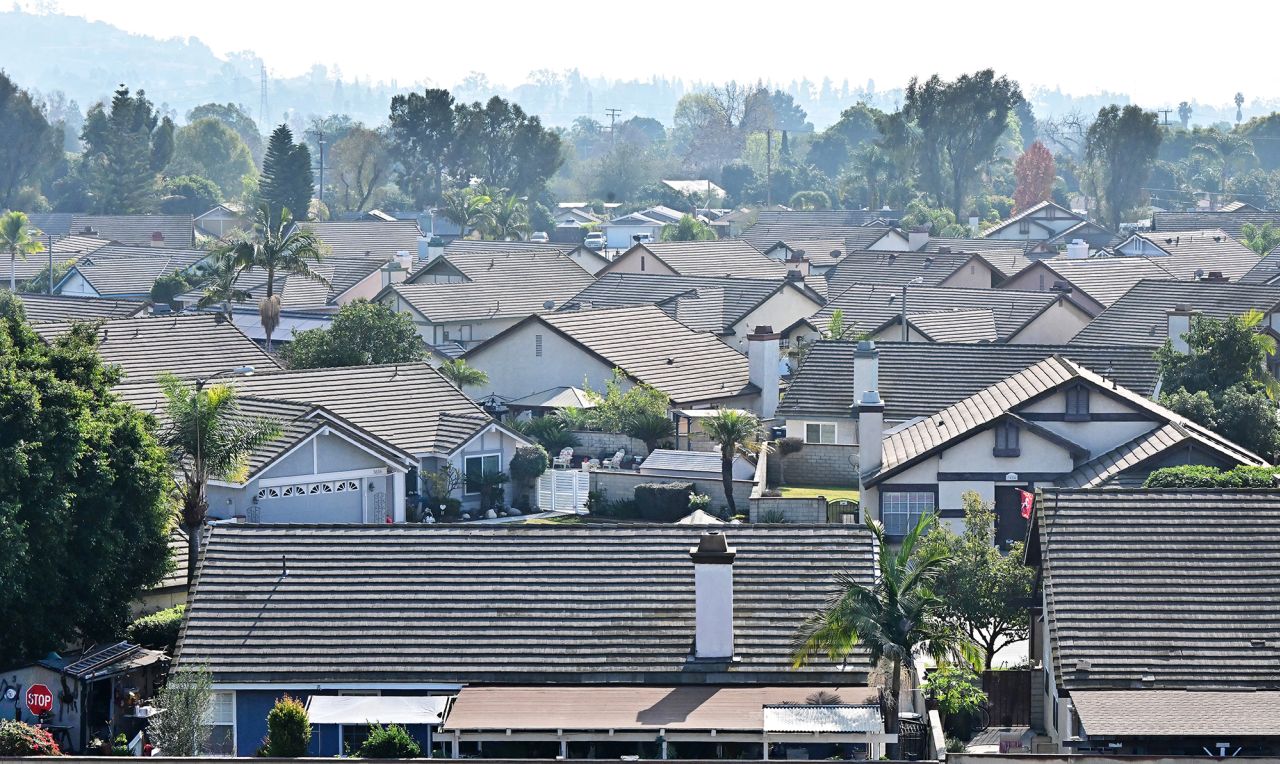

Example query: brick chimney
[150,231,165,248]
[747,325,781,420]
[690,531,735,660]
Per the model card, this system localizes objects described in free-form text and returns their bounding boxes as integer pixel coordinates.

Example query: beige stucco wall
[597,247,678,276]
[728,285,824,351]
[938,258,998,289]
[1007,300,1095,344]
[464,320,618,403]
[999,265,1107,314]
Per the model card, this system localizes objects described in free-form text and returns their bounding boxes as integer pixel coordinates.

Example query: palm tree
[438,359,489,388]
[158,373,283,584]
[196,251,252,317]
[1,211,45,292]
[214,205,329,351]
[483,189,531,241]
[623,410,676,453]
[700,409,759,515]
[793,513,979,756]
[438,187,494,239]
[1191,133,1257,197]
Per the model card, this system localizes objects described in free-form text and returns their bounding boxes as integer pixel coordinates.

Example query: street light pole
[901,276,924,342]
[47,232,53,295]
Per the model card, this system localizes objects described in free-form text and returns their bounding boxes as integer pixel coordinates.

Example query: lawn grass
[524,513,592,524]
[778,485,860,501]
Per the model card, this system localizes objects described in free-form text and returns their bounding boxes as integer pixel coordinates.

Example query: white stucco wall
[784,416,858,445]
[1007,300,1095,344]
[598,247,678,276]
[57,270,99,296]
[728,285,824,351]
[464,320,618,402]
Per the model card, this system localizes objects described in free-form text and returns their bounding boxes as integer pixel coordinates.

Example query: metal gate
[537,470,590,513]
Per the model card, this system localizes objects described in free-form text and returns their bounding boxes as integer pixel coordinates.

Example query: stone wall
[589,469,754,516]
[779,444,859,487]
[749,496,827,523]
[571,431,649,461]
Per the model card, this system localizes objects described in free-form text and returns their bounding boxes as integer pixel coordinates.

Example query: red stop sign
[25,684,53,716]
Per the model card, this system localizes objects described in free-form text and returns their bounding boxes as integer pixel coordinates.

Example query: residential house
[982,201,1114,249]
[1151,209,1280,238]
[597,240,791,279]
[745,225,903,254]
[381,250,597,348]
[561,272,824,351]
[174,524,887,757]
[1,233,113,285]
[1026,489,1280,755]
[603,211,666,249]
[177,255,399,317]
[194,203,248,239]
[823,250,1010,293]
[855,353,1265,544]
[1109,228,1260,280]
[69,214,196,248]
[1069,280,1280,347]
[437,238,610,274]
[777,341,1160,487]
[792,284,1094,346]
[999,255,1178,314]
[1239,245,1280,284]
[462,305,769,414]
[301,219,425,261]
[55,246,211,299]
[24,212,74,237]
[14,293,146,322]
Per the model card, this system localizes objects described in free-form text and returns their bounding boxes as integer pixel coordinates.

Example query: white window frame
[881,489,935,537]
[205,690,236,756]
[463,453,502,496]
[803,421,837,445]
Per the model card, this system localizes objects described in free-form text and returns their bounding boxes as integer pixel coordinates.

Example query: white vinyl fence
[537,470,591,514]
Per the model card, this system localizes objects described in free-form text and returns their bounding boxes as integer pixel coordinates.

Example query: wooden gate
[982,669,1031,727]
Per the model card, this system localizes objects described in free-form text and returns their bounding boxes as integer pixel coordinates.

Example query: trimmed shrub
[265,695,311,757]
[1144,464,1280,489]
[633,482,695,522]
[0,720,62,756]
[508,445,549,483]
[1219,465,1280,487]
[127,604,186,650]
[357,724,421,758]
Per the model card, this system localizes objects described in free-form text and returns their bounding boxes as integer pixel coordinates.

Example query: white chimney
[747,325,781,420]
[856,390,885,481]
[380,260,407,288]
[420,235,444,264]
[394,250,414,272]
[853,340,879,404]
[690,531,735,660]
[968,216,980,235]
[1166,306,1198,353]
[907,226,930,252]
[1066,239,1089,259]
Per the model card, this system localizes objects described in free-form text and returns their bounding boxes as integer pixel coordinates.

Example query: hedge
[126,604,185,650]
[633,481,695,522]
[357,725,421,758]
[1144,464,1280,489]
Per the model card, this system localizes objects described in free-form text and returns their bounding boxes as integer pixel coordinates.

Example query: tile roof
[0,235,114,283]
[1069,689,1280,737]
[178,256,388,309]
[531,305,756,404]
[70,215,195,248]
[1069,279,1280,346]
[422,249,592,284]
[33,313,278,383]
[389,252,596,322]
[750,209,891,228]
[1114,229,1260,280]
[906,308,998,343]
[14,293,146,322]
[1058,422,1265,488]
[62,246,209,296]
[745,225,890,252]
[25,212,74,236]
[1036,488,1280,690]
[778,341,1160,421]
[1152,210,1280,238]
[442,239,576,257]
[154,526,189,593]
[299,220,423,260]
[824,250,975,291]
[1239,245,1280,284]
[175,523,878,685]
[621,241,791,279]
[124,362,497,457]
[1020,256,1176,306]
[640,449,724,475]
[981,200,1084,238]
[561,273,807,334]
[814,283,1062,341]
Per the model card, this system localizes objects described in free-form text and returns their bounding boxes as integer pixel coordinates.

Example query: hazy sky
[47,0,1273,107]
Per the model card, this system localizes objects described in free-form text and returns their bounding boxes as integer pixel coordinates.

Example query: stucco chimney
[853,340,879,404]
[1066,239,1089,259]
[856,390,885,479]
[380,260,407,288]
[394,250,414,272]
[690,531,735,660]
[1166,305,1199,353]
[420,235,445,264]
[908,226,930,251]
[150,231,165,248]
[747,325,781,420]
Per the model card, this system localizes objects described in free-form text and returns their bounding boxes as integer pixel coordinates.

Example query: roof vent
[542,300,555,310]
[1075,659,1092,672]
[888,253,897,262]
[923,256,934,267]
[1213,235,1222,242]
[666,356,675,365]
[1165,238,1174,245]
[1251,638,1268,648]
[937,246,952,254]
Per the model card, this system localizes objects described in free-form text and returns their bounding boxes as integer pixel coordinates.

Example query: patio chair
[553,447,574,469]
[608,449,625,470]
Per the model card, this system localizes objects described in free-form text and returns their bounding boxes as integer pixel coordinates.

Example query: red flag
[1018,489,1034,520]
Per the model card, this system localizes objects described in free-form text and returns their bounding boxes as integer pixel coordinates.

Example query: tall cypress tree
[259,125,314,225]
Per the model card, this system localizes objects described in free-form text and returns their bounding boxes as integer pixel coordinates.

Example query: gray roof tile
[15,293,146,322]
[616,241,790,279]
[814,283,1062,341]
[1152,210,1280,238]
[1070,279,1280,346]
[70,215,195,248]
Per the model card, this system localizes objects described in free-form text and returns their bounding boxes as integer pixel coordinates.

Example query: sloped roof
[640,449,724,475]
[1114,229,1260,280]
[33,312,277,383]
[15,293,146,322]
[614,241,790,279]
[981,200,1083,238]
[745,225,891,252]
[778,341,1161,421]
[814,283,1062,341]
[1036,488,1280,690]
[175,523,878,685]
[1019,256,1176,307]
[907,308,998,343]
[389,254,596,322]
[1152,210,1280,237]
[1057,422,1260,488]
[1069,279,1280,346]
[0,235,114,283]
[414,249,592,285]
[300,220,422,260]
[1070,690,1280,737]
[70,215,195,248]
[750,209,891,228]
[25,212,74,236]
[824,250,975,291]
[1239,245,1280,284]
[61,246,209,296]
[442,239,576,257]
[178,256,387,309]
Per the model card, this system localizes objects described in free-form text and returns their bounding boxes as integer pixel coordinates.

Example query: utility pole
[47,232,53,295]
[309,127,327,204]
[605,107,621,145]
[766,129,773,207]
[1158,108,1172,127]
[259,64,270,126]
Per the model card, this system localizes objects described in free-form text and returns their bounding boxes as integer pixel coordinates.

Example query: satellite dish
[543,300,555,310]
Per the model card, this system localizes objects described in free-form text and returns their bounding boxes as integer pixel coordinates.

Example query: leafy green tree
[1085,104,1163,230]
[280,300,426,369]
[0,294,172,665]
[1241,112,1280,171]
[159,174,222,216]
[793,513,978,755]
[265,696,311,757]
[168,117,256,198]
[126,604,186,650]
[438,185,494,236]
[1,210,44,292]
[1189,132,1257,194]
[158,373,283,583]
[19,258,74,294]
[915,491,1034,668]
[1144,464,1280,488]
[583,369,671,432]
[150,270,191,310]
[661,214,716,241]
[904,70,1024,219]
[213,205,328,350]
[900,199,970,237]
[788,190,831,210]
[437,358,489,388]
[700,409,759,515]
[258,125,313,227]
[1240,221,1280,255]
[80,85,174,213]
[0,71,62,209]
[148,666,213,756]
[387,88,457,207]
[357,725,421,758]
[188,102,263,164]
[329,125,392,214]
[452,96,563,198]
[195,250,251,317]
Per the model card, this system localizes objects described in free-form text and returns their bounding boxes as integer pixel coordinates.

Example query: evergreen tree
[259,125,314,225]
[80,86,174,213]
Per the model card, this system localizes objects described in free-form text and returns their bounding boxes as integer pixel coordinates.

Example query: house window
[804,422,837,444]
[994,422,1021,457]
[1065,385,1090,420]
[205,691,236,755]
[1018,220,1031,234]
[882,489,935,536]
[535,333,543,357]
[464,454,502,495]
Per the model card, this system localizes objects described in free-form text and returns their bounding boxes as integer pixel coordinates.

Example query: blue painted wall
[233,689,436,757]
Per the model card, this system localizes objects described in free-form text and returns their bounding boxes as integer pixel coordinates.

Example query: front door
[994,486,1030,549]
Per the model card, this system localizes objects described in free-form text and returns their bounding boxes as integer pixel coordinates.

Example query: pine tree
[80,86,173,214]
[259,125,314,225]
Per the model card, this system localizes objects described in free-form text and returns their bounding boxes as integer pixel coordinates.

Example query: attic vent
[923,256,934,267]
[937,246,951,254]
[534,334,543,357]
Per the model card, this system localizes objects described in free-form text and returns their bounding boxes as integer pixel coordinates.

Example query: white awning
[306,696,448,726]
